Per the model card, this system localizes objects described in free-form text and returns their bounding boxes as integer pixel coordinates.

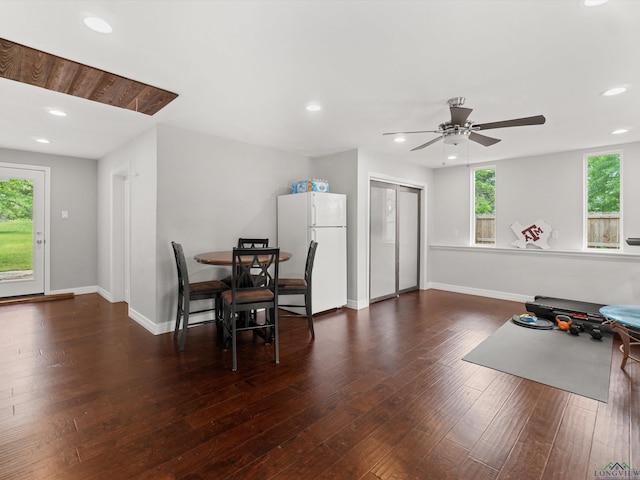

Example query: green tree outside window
[586,153,620,249]
[474,167,495,244]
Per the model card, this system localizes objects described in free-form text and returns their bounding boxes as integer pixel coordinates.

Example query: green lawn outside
[0,219,33,272]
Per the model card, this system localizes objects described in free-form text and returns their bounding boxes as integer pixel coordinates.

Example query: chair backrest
[230,247,280,304]
[305,241,319,286]
[171,241,189,295]
[238,238,269,248]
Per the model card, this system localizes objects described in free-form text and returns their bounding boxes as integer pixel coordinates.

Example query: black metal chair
[221,238,270,287]
[221,247,280,371]
[277,241,318,339]
[171,242,229,352]
[238,238,269,248]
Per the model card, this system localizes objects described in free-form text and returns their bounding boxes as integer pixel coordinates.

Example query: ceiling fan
[384,97,546,151]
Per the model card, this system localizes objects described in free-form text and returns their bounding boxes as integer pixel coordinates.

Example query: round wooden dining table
[194,250,293,265]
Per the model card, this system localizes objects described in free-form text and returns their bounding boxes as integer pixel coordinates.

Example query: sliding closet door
[369,183,397,300]
[398,187,419,292]
[370,181,421,303]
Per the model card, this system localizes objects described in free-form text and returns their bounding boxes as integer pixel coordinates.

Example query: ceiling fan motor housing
[444,129,469,145]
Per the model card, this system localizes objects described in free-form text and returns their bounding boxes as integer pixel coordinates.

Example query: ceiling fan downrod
[448,97,466,108]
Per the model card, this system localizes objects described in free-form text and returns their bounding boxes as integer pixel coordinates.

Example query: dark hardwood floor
[0,290,637,479]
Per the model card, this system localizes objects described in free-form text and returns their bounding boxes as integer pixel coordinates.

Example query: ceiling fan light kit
[384,96,546,153]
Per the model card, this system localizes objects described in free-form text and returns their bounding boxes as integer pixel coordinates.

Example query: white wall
[155,124,312,331]
[311,149,358,302]
[430,141,640,305]
[1,147,97,292]
[98,128,157,326]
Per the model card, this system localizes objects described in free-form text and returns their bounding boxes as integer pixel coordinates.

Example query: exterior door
[369,181,420,303]
[0,164,46,297]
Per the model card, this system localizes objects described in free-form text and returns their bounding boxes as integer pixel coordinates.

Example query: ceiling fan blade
[383,130,439,135]
[469,132,501,147]
[450,107,473,126]
[475,115,546,131]
[411,136,443,151]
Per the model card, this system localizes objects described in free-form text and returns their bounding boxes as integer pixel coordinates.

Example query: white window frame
[471,165,496,246]
[583,150,623,251]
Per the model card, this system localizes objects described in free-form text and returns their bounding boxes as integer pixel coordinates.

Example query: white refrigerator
[277,192,347,314]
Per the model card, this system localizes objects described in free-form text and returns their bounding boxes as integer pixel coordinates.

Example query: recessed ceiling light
[584,0,609,6]
[48,109,67,117]
[601,86,628,96]
[447,155,457,160]
[394,137,406,143]
[35,138,50,144]
[306,104,322,112]
[611,128,629,135]
[83,16,113,34]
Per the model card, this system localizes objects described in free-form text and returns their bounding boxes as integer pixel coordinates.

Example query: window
[585,152,621,249]
[473,166,495,245]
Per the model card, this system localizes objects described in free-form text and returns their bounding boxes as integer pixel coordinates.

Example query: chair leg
[232,320,238,372]
[220,304,231,350]
[179,308,189,352]
[174,293,183,340]
[305,294,315,339]
[273,307,279,365]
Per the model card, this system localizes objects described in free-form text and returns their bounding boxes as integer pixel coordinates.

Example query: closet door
[369,181,421,303]
[369,183,397,301]
[398,187,419,292]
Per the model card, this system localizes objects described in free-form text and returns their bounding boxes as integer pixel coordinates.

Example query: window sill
[429,244,640,261]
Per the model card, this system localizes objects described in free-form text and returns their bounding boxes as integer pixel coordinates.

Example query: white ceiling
[1,0,639,168]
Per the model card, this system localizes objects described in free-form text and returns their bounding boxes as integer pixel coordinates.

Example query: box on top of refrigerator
[291,179,329,194]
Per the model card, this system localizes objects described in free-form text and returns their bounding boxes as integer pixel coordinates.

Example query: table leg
[613,323,631,369]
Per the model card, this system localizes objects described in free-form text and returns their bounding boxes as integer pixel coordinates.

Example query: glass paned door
[0,165,46,297]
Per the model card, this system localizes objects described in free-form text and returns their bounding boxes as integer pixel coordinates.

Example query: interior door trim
[369,180,421,303]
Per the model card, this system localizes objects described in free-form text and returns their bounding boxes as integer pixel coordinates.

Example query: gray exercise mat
[462,319,613,402]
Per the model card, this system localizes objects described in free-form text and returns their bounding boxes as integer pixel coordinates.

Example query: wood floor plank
[413,437,499,480]
[445,373,522,450]
[497,386,569,480]
[540,403,597,480]
[588,356,632,475]
[469,380,545,470]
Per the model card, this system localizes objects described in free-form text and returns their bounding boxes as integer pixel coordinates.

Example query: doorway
[111,167,130,303]
[369,181,421,302]
[0,163,48,298]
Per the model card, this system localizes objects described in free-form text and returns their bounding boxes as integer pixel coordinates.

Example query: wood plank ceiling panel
[0,38,177,115]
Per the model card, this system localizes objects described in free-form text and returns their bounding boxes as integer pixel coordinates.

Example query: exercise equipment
[526,296,612,333]
[511,313,554,330]
[556,315,572,331]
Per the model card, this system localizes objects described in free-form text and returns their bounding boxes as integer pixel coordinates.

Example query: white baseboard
[128,307,173,335]
[97,286,112,302]
[426,282,533,304]
[49,285,98,296]
[346,298,368,310]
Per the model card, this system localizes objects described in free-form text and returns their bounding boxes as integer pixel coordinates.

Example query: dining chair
[238,238,269,248]
[221,237,270,287]
[222,237,271,323]
[277,241,318,339]
[171,241,229,352]
[220,247,280,371]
